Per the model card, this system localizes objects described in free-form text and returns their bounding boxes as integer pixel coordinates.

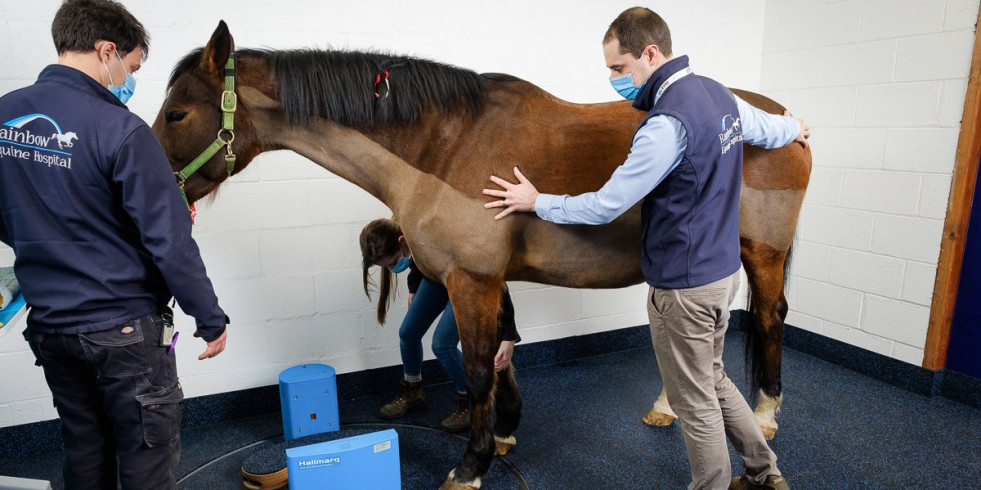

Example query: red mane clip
[374,70,390,99]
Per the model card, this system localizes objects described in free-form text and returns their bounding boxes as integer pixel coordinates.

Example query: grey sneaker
[440,393,471,432]
[378,379,425,419]
[730,475,790,490]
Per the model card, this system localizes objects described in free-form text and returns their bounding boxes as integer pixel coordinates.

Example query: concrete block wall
[0,0,768,427]
[762,0,980,364]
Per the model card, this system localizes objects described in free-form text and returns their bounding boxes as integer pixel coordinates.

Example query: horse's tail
[742,243,793,402]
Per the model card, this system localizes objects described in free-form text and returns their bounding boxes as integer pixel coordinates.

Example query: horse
[152,22,810,490]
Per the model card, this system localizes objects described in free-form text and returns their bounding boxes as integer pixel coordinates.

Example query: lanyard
[654,67,692,106]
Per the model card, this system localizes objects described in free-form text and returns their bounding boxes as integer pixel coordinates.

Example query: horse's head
[152,21,263,203]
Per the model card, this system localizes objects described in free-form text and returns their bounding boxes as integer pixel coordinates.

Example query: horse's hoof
[642,408,677,427]
[439,481,479,490]
[760,426,776,441]
[494,435,516,455]
[440,470,480,490]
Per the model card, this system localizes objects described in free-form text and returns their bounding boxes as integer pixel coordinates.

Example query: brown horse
[152,22,809,490]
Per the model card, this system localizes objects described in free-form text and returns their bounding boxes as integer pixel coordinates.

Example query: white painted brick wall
[859,0,947,41]
[801,205,875,249]
[884,128,961,173]
[855,82,944,127]
[871,214,944,263]
[940,79,971,125]
[808,127,887,169]
[792,242,833,281]
[819,42,897,87]
[902,262,938,306]
[794,277,865,328]
[828,249,906,298]
[896,31,976,81]
[770,0,980,368]
[839,170,921,215]
[919,174,954,219]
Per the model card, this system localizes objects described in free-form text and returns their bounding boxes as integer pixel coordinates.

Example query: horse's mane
[169,48,491,128]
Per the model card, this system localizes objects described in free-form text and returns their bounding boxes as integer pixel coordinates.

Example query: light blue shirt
[534,96,801,225]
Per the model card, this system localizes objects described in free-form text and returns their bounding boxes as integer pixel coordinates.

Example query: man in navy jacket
[0,1,228,488]
[484,7,808,490]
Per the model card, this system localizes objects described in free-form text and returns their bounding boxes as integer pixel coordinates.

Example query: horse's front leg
[493,365,521,455]
[439,271,503,490]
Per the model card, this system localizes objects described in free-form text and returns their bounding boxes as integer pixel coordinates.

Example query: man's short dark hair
[603,7,672,58]
[51,0,149,58]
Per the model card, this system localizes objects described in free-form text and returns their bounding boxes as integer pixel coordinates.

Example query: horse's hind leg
[642,387,677,427]
[493,365,521,455]
[643,241,790,439]
[741,238,790,441]
[440,271,502,490]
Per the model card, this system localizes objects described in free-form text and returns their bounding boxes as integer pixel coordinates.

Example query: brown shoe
[730,475,790,490]
[440,393,471,432]
[378,379,425,419]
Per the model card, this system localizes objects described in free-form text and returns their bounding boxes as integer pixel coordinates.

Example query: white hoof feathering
[643,389,678,426]
[494,435,516,455]
[754,391,782,438]
[494,435,516,445]
[447,469,481,489]
[651,390,676,418]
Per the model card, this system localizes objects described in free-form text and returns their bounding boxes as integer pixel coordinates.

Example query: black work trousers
[25,312,183,490]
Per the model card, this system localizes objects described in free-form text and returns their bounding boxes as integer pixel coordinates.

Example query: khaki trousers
[647,271,779,490]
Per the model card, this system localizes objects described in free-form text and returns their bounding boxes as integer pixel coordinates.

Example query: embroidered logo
[719,114,743,155]
[0,113,75,169]
[121,326,134,334]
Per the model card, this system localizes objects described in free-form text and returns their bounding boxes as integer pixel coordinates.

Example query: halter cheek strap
[174,54,237,208]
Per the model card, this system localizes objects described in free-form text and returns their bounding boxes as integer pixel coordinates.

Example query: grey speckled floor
[1,333,980,489]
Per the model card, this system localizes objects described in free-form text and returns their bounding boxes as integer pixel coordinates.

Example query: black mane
[169,48,489,128]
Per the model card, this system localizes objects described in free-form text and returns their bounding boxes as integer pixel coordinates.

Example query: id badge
[159,312,176,347]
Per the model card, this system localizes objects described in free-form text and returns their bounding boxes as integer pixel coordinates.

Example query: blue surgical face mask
[390,256,412,274]
[105,51,137,104]
[609,56,644,100]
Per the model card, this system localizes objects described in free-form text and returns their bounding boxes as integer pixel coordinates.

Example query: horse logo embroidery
[52,131,77,149]
[719,114,743,155]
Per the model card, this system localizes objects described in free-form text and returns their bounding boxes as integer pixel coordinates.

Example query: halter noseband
[174,54,237,207]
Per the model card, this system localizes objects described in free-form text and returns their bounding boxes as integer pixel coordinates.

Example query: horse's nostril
[166,111,187,123]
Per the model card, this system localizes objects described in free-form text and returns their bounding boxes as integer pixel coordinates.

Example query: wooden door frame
[923,9,981,370]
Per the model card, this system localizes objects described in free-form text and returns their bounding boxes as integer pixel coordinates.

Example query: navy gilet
[631,56,743,289]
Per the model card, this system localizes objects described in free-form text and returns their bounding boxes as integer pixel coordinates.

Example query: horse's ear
[199,20,235,80]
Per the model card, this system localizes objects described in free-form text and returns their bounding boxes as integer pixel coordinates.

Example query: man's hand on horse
[784,110,810,147]
[483,166,540,220]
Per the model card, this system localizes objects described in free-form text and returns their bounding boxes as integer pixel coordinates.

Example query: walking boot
[440,393,471,432]
[730,475,790,490]
[378,379,425,419]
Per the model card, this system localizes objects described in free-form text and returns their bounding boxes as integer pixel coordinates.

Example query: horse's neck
[270,120,422,211]
[359,112,467,182]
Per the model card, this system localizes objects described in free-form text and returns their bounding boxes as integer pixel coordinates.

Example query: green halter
[174,54,237,207]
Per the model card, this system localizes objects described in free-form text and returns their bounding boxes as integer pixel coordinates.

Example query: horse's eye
[166,111,187,123]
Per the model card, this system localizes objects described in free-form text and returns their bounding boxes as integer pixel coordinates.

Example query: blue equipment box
[286,429,400,489]
[279,364,339,440]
